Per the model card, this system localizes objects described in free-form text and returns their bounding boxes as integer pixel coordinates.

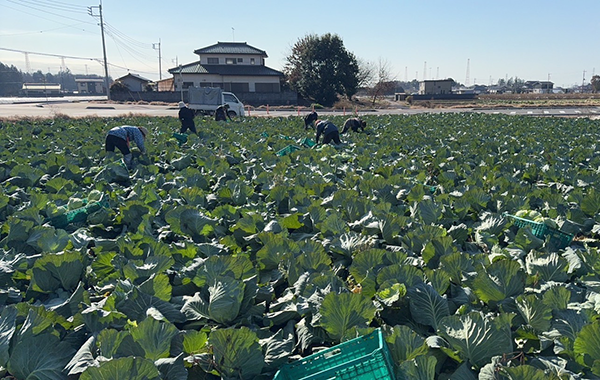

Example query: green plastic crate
[274,329,396,380]
[46,200,110,229]
[299,137,316,148]
[172,132,188,144]
[276,144,302,157]
[506,213,573,249]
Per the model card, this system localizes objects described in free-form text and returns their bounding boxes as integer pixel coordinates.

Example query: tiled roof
[116,73,151,82]
[194,42,268,57]
[169,63,283,77]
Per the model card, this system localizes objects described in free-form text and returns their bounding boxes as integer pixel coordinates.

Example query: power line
[6,0,94,25]
[3,1,161,80]
[0,47,99,61]
[0,22,92,37]
[7,0,88,14]
[104,30,156,71]
[104,22,153,50]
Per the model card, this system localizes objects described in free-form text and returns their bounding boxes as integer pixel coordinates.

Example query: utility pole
[153,39,162,80]
[178,64,183,101]
[24,52,31,73]
[89,1,110,100]
[465,59,470,87]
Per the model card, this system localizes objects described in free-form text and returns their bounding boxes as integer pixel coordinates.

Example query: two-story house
[75,78,105,94]
[168,42,284,94]
[419,79,454,95]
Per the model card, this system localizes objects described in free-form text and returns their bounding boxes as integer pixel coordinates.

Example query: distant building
[419,79,453,95]
[168,41,284,94]
[115,73,152,92]
[75,78,105,94]
[523,81,554,94]
[156,77,174,92]
[22,83,61,96]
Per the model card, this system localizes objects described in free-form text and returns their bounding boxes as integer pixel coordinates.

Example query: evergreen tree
[284,33,358,106]
[0,62,23,96]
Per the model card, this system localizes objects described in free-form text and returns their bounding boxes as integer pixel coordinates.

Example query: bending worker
[315,119,341,145]
[341,117,366,134]
[105,125,148,170]
[304,111,318,130]
[215,104,232,122]
[178,101,197,134]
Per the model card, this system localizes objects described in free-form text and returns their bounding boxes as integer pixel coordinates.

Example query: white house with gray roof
[168,42,284,94]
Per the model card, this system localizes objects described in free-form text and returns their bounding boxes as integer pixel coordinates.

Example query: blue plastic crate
[274,329,396,380]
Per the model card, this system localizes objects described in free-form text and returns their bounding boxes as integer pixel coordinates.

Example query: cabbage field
[2,113,600,379]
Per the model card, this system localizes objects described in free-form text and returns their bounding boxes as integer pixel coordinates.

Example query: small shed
[156,77,174,92]
[75,78,105,94]
[115,73,152,92]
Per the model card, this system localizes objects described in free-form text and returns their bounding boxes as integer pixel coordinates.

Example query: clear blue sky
[1,0,598,88]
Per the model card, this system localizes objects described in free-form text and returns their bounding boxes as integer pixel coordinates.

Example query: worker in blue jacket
[105,125,149,169]
[315,119,341,145]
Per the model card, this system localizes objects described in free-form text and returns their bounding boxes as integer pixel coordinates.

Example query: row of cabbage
[1,113,600,379]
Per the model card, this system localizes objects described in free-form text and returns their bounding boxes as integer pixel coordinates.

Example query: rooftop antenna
[232,27,235,41]
[465,58,470,86]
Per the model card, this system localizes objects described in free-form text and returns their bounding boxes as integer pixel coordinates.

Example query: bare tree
[357,58,376,89]
[369,58,396,105]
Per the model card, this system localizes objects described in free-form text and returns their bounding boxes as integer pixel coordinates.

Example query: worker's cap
[178,101,186,108]
[138,126,149,138]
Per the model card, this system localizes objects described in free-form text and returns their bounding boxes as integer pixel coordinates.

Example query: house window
[182,82,193,89]
[255,83,280,93]
[237,58,243,63]
[226,58,236,65]
[207,57,219,64]
[230,83,249,93]
[250,58,255,65]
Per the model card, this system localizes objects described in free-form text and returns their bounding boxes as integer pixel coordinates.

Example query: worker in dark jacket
[105,125,149,169]
[304,111,318,130]
[315,120,341,145]
[341,117,366,134]
[215,104,232,122]
[178,101,197,134]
